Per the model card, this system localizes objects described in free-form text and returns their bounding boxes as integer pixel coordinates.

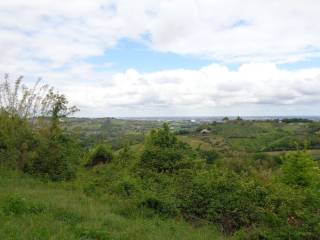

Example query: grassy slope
[0,169,224,240]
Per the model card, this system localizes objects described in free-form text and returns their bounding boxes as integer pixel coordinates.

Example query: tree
[27,91,79,181]
[0,75,80,180]
[222,117,229,121]
[140,124,197,174]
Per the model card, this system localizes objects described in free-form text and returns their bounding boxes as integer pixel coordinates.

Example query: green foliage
[252,152,282,169]
[260,183,320,239]
[85,144,114,168]
[0,112,36,169]
[0,77,80,181]
[1,194,46,216]
[111,176,141,198]
[25,124,80,181]
[2,195,31,216]
[178,169,268,233]
[198,149,219,164]
[146,123,177,148]
[140,124,198,174]
[117,144,134,166]
[282,118,313,123]
[0,169,223,240]
[139,194,179,217]
[281,151,320,187]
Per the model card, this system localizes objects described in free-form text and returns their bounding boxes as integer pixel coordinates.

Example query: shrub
[0,76,79,181]
[85,144,113,168]
[26,133,79,181]
[281,151,320,187]
[261,183,320,239]
[1,195,29,216]
[140,124,197,174]
[1,194,46,216]
[139,194,179,217]
[179,169,268,233]
[111,176,141,198]
[0,112,36,169]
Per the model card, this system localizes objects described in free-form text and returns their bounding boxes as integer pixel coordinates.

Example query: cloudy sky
[1,0,320,117]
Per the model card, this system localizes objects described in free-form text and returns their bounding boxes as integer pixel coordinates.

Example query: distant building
[200,129,211,135]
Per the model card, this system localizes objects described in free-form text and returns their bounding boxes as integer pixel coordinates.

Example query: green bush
[111,176,141,198]
[139,194,179,217]
[140,124,198,174]
[26,132,79,181]
[85,144,113,168]
[1,194,46,216]
[0,112,36,169]
[0,112,80,181]
[2,195,30,216]
[281,151,320,187]
[259,183,320,239]
[178,169,268,233]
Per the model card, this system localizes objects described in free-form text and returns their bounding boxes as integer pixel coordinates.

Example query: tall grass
[0,168,224,240]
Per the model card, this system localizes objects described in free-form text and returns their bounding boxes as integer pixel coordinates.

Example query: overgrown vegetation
[1,76,320,239]
[0,75,80,181]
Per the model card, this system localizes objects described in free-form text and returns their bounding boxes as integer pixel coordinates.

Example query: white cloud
[1,1,320,116]
[3,61,320,116]
[146,0,320,62]
[56,63,320,116]
[1,0,320,66]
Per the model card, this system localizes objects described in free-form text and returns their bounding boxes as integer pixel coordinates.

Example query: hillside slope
[0,169,224,240]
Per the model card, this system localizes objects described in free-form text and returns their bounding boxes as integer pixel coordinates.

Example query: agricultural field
[65,117,320,156]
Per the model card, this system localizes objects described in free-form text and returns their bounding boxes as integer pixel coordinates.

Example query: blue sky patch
[86,38,213,73]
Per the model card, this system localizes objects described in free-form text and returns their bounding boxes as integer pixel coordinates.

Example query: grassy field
[0,169,224,240]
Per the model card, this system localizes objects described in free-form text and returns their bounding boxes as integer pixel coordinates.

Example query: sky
[1,0,320,117]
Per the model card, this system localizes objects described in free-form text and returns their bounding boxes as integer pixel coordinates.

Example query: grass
[0,169,225,240]
[178,135,213,150]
